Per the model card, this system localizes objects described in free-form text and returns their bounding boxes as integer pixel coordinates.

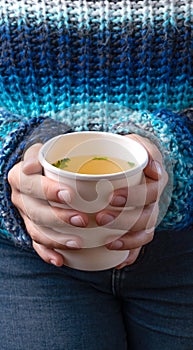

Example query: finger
[110,178,165,207]
[21,213,83,249]
[127,134,163,163]
[144,160,162,180]
[144,161,168,185]
[32,241,64,266]
[22,143,43,174]
[126,134,165,180]
[106,227,155,250]
[96,203,159,231]
[14,193,88,228]
[9,161,74,204]
[115,247,142,269]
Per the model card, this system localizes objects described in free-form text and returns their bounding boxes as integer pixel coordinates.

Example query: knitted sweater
[0,0,192,249]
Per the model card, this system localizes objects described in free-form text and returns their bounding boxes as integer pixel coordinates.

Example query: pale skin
[8,134,168,268]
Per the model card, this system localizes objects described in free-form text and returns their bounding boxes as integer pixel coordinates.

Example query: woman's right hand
[8,143,89,267]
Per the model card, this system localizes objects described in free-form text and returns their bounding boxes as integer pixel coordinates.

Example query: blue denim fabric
[0,226,193,350]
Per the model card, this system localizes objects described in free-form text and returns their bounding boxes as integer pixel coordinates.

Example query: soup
[52,155,135,175]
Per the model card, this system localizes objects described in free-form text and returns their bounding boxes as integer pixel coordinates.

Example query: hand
[8,143,89,267]
[95,134,168,269]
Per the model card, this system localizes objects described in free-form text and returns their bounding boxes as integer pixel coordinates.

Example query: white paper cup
[39,131,148,271]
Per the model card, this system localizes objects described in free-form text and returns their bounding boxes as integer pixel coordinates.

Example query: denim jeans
[1,226,193,350]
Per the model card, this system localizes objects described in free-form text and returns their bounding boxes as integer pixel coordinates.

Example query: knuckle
[7,167,16,186]
[29,228,42,243]
[32,241,50,263]
[22,179,34,195]
[149,202,159,220]
[10,191,17,206]
[42,181,50,200]
[26,207,41,224]
[27,225,43,244]
[52,207,72,225]
[29,231,37,241]
[8,162,22,188]
[163,170,169,187]
[145,229,154,243]
[22,214,42,243]
[145,202,158,216]
[153,202,159,217]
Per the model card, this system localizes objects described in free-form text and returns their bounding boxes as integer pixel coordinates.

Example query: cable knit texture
[0,1,192,248]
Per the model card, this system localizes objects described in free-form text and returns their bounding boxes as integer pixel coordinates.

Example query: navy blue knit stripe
[0,19,192,115]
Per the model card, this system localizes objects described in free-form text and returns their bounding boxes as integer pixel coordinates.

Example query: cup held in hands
[39,131,148,270]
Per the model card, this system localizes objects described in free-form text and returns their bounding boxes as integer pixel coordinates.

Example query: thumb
[126,134,163,181]
[144,159,162,181]
[22,143,43,175]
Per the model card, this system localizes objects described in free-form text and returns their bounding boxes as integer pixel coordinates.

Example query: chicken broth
[52,156,135,175]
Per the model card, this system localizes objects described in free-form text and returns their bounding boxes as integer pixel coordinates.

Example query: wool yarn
[0,0,192,116]
[0,1,192,248]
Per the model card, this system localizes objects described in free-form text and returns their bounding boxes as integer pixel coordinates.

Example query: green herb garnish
[92,157,108,160]
[53,158,70,168]
[127,161,135,167]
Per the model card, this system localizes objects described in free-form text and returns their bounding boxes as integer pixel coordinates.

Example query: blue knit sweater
[0,1,192,249]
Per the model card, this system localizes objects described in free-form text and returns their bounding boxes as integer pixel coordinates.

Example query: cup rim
[39,131,149,181]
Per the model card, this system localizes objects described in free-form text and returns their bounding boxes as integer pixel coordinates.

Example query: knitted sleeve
[111,109,193,232]
[0,103,193,249]
[56,103,193,231]
[0,109,72,248]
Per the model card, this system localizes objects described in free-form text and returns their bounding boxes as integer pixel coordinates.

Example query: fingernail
[109,240,123,249]
[70,215,86,227]
[50,259,58,266]
[66,240,80,248]
[111,196,126,206]
[150,160,162,176]
[116,263,127,270]
[58,190,71,203]
[144,227,155,234]
[99,214,115,225]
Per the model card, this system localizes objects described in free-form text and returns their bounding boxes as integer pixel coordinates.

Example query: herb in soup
[52,155,135,175]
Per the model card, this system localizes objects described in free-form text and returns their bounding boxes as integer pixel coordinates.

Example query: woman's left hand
[95,134,168,269]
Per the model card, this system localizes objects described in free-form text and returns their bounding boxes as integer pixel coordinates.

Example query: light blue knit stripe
[2,1,193,28]
[0,108,26,149]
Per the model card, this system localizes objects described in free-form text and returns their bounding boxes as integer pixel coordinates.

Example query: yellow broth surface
[52,156,135,175]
